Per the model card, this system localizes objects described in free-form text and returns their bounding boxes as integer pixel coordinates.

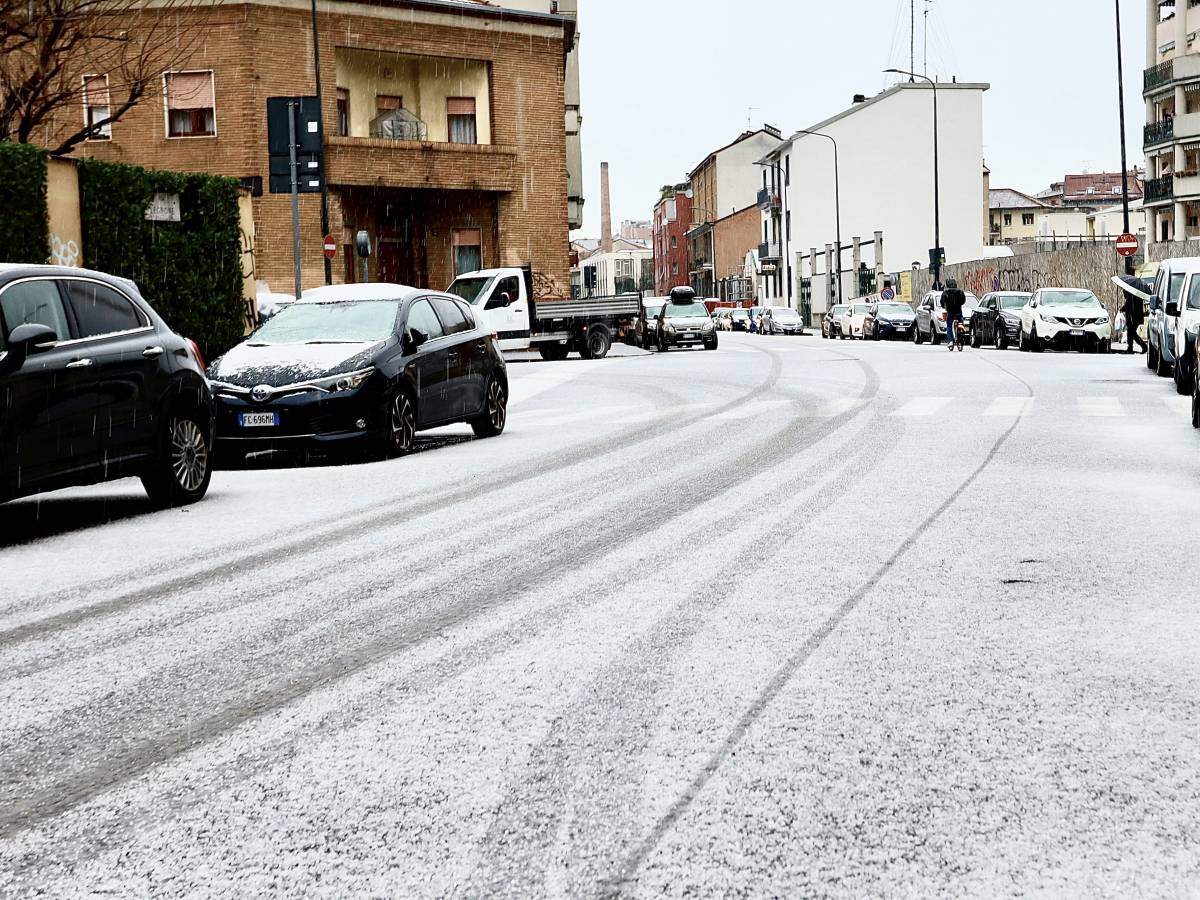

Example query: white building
[573,238,653,296]
[757,82,988,319]
[1088,200,1147,239]
[1144,0,1200,243]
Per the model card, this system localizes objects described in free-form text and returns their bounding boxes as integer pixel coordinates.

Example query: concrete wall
[715,132,782,218]
[46,158,83,268]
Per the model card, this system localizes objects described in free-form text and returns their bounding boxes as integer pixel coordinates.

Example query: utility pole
[310,0,332,285]
[924,0,932,77]
[287,101,302,300]
[911,0,916,80]
[886,69,941,286]
[1115,0,1134,275]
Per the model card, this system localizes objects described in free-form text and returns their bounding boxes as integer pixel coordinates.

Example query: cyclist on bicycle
[941,279,967,352]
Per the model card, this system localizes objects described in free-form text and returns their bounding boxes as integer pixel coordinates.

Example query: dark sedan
[864,301,917,340]
[971,291,1030,350]
[208,284,508,464]
[0,264,213,506]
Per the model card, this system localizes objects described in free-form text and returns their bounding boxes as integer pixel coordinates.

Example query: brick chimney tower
[600,161,613,253]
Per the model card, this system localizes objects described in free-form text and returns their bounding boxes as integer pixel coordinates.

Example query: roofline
[381,0,576,30]
[688,128,783,180]
[757,81,990,163]
[989,187,1048,208]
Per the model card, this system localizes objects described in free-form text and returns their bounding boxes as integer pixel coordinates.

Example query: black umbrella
[1110,274,1151,302]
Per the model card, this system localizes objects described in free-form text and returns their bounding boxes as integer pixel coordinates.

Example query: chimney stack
[600,162,613,254]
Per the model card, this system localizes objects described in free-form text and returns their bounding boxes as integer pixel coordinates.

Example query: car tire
[995,327,1006,351]
[471,377,508,438]
[1193,373,1200,429]
[1156,341,1172,378]
[971,328,982,349]
[1147,341,1158,371]
[538,342,570,362]
[580,324,612,360]
[142,409,212,508]
[931,325,941,346]
[1175,354,1193,395]
[913,324,923,345]
[1030,324,1042,352]
[372,388,416,457]
[1098,340,1110,355]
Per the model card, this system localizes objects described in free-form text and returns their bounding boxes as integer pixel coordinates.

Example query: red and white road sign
[1116,233,1139,258]
[322,235,338,260]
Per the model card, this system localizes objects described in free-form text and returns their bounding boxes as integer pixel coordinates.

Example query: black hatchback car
[0,264,214,506]
[207,284,508,463]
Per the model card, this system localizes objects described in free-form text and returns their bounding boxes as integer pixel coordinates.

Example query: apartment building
[685,126,784,297]
[758,82,987,319]
[68,0,576,296]
[1144,0,1200,243]
[652,186,692,295]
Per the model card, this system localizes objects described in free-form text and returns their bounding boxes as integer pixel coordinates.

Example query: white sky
[574,0,1146,237]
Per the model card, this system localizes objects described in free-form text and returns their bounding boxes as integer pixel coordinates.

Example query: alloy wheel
[487,379,507,432]
[170,418,209,493]
[391,393,415,452]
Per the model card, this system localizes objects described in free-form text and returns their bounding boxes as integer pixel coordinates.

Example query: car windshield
[852,304,870,315]
[732,309,749,319]
[999,294,1030,309]
[447,277,491,305]
[832,306,848,315]
[771,308,800,320]
[250,301,400,344]
[875,303,911,315]
[1040,290,1101,307]
[644,304,663,318]
[665,302,708,317]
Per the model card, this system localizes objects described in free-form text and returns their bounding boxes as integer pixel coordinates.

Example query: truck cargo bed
[535,294,641,320]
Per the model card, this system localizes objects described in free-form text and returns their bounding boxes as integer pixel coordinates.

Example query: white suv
[1018,288,1112,353]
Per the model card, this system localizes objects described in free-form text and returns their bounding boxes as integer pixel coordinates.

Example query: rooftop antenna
[746,106,759,130]
[924,0,933,76]
[910,0,915,81]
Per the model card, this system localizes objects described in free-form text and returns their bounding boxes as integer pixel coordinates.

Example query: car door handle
[65,358,94,369]
[142,346,165,359]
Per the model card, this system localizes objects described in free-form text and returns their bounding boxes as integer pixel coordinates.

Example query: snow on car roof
[1155,257,1200,274]
[299,284,423,304]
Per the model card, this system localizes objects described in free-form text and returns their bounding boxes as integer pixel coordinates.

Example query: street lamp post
[792,130,843,306]
[1115,0,1134,276]
[885,69,941,287]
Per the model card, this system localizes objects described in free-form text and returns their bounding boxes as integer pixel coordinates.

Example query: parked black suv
[207,284,508,463]
[0,265,214,506]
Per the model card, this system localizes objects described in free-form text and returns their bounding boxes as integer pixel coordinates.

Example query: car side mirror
[486,291,512,311]
[1166,300,1181,317]
[405,327,429,352]
[0,323,57,376]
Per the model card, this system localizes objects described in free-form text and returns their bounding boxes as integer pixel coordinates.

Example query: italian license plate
[239,412,279,428]
[683,332,696,339]
[1070,329,1085,337]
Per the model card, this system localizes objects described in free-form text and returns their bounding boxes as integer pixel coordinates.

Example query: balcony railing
[1146,60,1174,93]
[1145,118,1175,147]
[757,188,782,212]
[1146,174,1174,203]
[759,241,782,261]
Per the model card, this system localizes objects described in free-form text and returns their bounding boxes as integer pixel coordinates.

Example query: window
[336,88,349,137]
[671,235,677,249]
[0,280,71,350]
[406,299,444,340]
[616,259,633,278]
[82,75,111,140]
[62,280,146,337]
[672,263,678,276]
[1003,214,1013,227]
[376,94,402,114]
[452,228,482,276]
[447,97,477,144]
[431,296,471,334]
[493,275,521,308]
[1022,213,1035,226]
[165,71,215,137]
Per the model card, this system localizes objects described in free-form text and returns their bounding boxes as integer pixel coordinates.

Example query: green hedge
[78,159,245,360]
[0,143,50,265]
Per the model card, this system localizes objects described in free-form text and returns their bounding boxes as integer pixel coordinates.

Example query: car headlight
[666,323,677,334]
[1040,312,1057,323]
[1095,317,1109,326]
[702,321,715,333]
[313,367,375,393]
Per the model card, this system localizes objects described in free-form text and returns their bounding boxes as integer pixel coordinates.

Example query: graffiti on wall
[532,270,566,300]
[48,234,80,268]
[240,226,258,331]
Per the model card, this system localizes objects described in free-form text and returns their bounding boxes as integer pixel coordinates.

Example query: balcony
[757,188,782,213]
[1146,60,1173,93]
[1145,118,1175,147]
[759,241,782,262]
[325,136,517,193]
[1145,174,1174,204]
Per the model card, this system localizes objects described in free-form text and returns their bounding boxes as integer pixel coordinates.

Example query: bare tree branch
[0,0,214,154]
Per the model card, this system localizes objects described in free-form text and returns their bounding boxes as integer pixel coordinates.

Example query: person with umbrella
[1112,274,1149,354]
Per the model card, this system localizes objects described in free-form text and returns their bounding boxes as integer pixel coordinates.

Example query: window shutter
[376,95,402,111]
[167,72,214,109]
[447,97,476,116]
[84,75,110,106]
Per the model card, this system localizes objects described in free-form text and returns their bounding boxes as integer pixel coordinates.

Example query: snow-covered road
[2,333,1198,897]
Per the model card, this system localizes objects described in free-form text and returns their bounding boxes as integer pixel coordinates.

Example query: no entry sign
[1116,233,1139,258]
[322,235,338,260]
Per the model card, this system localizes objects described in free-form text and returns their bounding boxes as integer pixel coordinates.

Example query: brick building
[67,0,575,298]
[652,185,692,296]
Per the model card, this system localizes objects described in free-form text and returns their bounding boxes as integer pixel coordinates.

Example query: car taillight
[187,338,206,370]
[938,311,947,321]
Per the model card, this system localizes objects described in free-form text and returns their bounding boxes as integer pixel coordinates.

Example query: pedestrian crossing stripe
[1078,397,1123,417]
[1164,396,1191,418]
[984,397,1034,417]
[893,397,953,417]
